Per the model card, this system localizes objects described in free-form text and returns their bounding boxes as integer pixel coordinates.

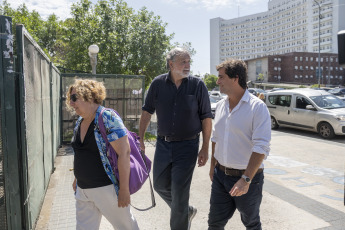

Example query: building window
[300,57,303,61]
[311,57,314,61]
[295,57,298,61]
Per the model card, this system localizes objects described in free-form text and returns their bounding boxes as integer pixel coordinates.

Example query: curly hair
[216,59,248,90]
[66,78,106,112]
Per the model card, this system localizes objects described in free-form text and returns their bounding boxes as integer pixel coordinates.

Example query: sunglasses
[70,94,78,102]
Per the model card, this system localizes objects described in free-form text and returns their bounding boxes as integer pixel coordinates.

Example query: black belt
[158,134,199,142]
[217,163,263,177]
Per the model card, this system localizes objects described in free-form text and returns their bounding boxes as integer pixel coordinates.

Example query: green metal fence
[61,74,145,143]
[0,15,145,229]
[0,15,22,230]
[16,24,61,229]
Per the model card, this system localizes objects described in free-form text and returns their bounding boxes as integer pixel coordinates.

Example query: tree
[2,0,194,87]
[204,73,218,90]
[257,73,264,82]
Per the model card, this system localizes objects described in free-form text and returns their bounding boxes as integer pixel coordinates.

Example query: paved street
[35,128,345,230]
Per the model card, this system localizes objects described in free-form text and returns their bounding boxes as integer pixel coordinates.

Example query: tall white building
[210,0,345,75]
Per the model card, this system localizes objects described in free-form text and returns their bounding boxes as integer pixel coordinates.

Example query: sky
[9,0,269,76]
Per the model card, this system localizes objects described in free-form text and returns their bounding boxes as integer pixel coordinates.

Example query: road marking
[301,166,343,178]
[266,155,308,168]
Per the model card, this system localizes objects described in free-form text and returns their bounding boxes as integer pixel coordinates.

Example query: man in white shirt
[208,59,271,230]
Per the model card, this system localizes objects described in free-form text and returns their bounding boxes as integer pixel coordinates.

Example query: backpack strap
[98,107,156,211]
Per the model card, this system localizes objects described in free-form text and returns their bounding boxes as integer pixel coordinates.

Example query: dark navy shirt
[142,72,212,138]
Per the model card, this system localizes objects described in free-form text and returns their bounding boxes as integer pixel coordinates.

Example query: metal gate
[61,74,145,143]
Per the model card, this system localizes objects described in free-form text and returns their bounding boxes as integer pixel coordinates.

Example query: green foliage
[299,85,307,88]
[204,73,218,90]
[1,0,192,87]
[257,73,264,82]
[310,84,320,88]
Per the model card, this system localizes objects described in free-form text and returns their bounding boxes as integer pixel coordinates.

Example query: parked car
[209,96,218,118]
[248,88,265,96]
[328,88,345,97]
[209,91,226,101]
[309,87,333,92]
[269,88,285,92]
[337,96,345,102]
[266,88,345,139]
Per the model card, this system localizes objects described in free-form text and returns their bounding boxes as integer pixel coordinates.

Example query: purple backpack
[98,108,155,210]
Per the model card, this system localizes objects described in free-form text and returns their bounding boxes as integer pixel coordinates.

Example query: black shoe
[188,206,197,230]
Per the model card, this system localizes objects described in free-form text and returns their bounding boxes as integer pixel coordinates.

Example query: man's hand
[139,139,145,153]
[229,178,250,197]
[72,178,77,192]
[118,189,131,208]
[198,147,209,167]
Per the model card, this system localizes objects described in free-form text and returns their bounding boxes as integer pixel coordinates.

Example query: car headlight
[334,115,345,121]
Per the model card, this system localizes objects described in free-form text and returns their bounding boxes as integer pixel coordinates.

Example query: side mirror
[306,105,316,111]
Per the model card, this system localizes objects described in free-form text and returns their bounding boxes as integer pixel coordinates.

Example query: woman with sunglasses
[66,79,139,230]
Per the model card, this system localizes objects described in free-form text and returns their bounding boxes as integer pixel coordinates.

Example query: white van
[266,88,345,139]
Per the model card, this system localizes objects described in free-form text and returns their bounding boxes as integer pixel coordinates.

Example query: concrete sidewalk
[35,144,333,230]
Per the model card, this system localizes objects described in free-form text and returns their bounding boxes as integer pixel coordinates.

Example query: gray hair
[166,47,190,70]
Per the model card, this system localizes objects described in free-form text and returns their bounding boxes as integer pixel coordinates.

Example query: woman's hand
[118,189,131,207]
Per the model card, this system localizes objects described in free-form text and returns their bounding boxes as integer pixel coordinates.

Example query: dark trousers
[208,166,264,230]
[153,137,199,230]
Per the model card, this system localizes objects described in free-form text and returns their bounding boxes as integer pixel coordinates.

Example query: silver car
[266,88,345,139]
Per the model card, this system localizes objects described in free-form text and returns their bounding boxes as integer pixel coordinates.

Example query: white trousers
[75,184,139,230]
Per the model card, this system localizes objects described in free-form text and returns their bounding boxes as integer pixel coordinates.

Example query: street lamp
[314,0,322,88]
[88,44,99,74]
[313,0,332,87]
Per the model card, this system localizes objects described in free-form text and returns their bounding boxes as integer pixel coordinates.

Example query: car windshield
[310,95,345,109]
[256,89,265,93]
[209,97,218,103]
[329,88,341,93]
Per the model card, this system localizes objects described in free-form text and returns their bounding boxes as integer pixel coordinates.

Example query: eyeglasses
[70,94,78,102]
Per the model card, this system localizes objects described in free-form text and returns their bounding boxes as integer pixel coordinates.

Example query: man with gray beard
[139,47,212,230]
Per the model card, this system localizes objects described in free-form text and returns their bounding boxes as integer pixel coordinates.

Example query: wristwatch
[241,174,251,184]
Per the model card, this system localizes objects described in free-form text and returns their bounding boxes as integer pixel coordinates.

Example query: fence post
[0,16,24,230]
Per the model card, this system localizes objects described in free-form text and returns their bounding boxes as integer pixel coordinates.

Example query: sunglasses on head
[70,94,78,102]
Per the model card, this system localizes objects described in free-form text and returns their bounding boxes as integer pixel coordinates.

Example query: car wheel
[318,122,335,139]
[271,116,279,129]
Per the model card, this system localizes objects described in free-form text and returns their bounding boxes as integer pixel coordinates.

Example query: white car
[209,96,218,118]
[266,88,345,139]
[209,91,226,101]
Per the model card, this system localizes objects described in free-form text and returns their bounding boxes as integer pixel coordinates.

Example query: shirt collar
[241,90,251,103]
[224,89,250,113]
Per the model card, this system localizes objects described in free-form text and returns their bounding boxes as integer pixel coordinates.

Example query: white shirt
[211,90,271,169]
